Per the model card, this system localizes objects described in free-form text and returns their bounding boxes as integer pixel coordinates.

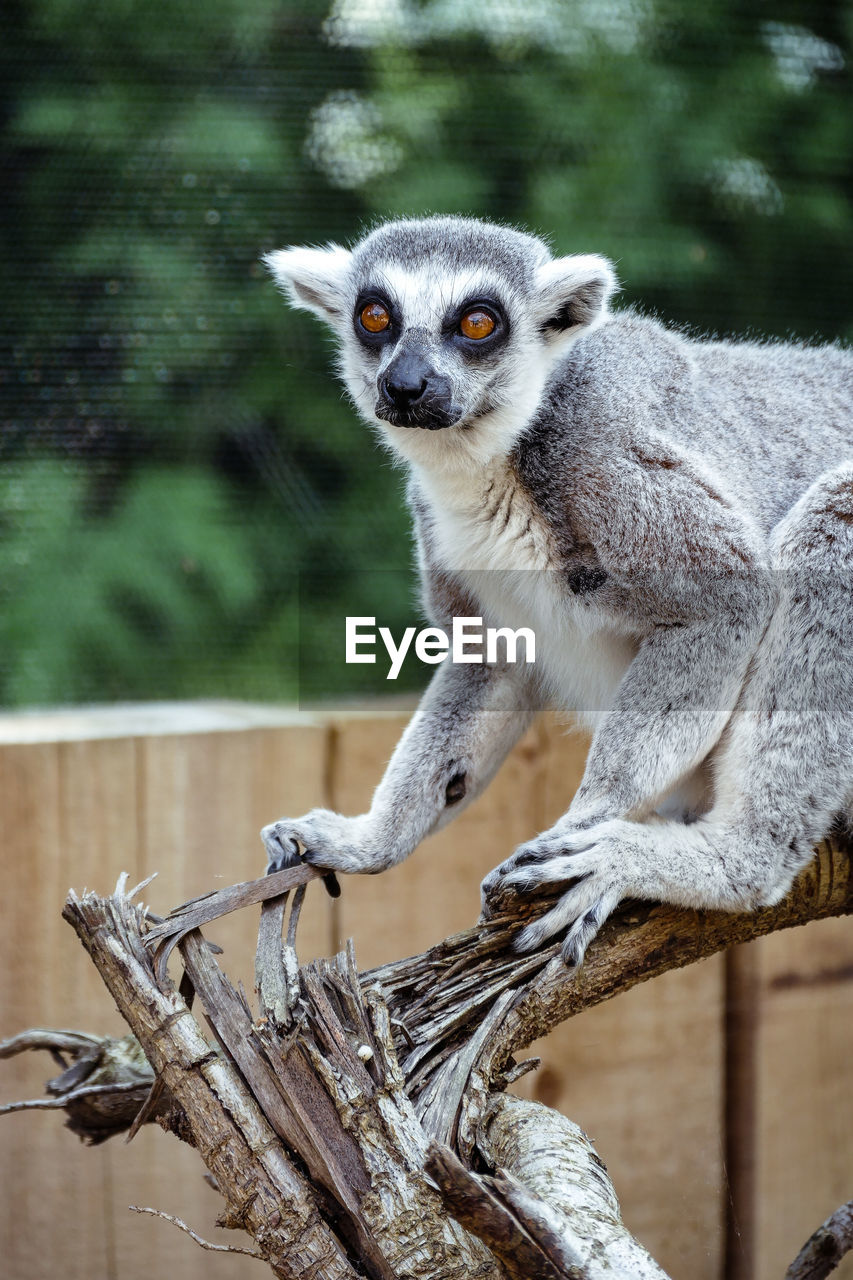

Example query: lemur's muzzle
[376,349,458,430]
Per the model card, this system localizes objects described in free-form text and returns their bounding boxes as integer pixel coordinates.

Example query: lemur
[262,215,853,967]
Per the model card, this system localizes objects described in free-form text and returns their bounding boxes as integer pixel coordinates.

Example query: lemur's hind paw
[487,818,640,966]
[513,885,623,967]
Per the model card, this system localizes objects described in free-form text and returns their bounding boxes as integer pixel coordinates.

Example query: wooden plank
[0,699,327,744]
[752,917,853,1280]
[332,712,552,969]
[56,737,142,1019]
[1,738,147,1279]
[0,742,78,1280]
[0,744,62,1049]
[59,734,261,1280]
[1,717,334,1280]
[536,714,592,827]
[724,943,761,1280]
[510,716,726,1280]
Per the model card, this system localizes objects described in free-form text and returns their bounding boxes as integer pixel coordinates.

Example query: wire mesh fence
[2,0,852,706]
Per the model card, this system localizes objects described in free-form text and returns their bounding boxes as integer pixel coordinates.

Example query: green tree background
[1,0,851,706]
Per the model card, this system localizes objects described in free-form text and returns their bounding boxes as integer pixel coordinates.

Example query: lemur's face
[346,256,515,434]
[266,217,615,468]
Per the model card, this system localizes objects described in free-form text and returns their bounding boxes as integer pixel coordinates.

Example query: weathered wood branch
[426,1093,672,1280]
[62,876,502,1280]
[0,1027,169,1143]
[63,877,362,1280]
[369,832,853,1137]
[142,833,853,1134]
[786,1200,853,1280]
[3,832,852,1278]
[128,1205,267,1260]
[475,1095,670,1279]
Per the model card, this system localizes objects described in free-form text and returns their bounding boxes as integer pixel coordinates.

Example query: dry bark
[0,1028,161,1143]
[2,831,852,1278]
[371,831,853,1143]
[785,1200,853,1280]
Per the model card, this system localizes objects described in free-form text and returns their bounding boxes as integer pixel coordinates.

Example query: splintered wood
[8,831,852,1280]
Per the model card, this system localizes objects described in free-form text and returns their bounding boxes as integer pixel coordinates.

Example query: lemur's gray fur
[262,215,853,966]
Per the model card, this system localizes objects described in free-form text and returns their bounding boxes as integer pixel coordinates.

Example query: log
[2,831,851,1278]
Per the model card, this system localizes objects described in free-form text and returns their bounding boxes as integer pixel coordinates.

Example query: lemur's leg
[492,464,853,965]
[262,658,540,875]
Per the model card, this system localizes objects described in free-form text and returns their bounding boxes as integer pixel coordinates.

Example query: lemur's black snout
[382,350,433,409]
[382,374,427,409]
[377,349,456,429]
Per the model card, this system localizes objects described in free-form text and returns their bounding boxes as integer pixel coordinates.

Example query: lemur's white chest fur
[415,461,635,724]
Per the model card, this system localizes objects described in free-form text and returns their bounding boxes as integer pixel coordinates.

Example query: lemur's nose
[381,351,432,408]
[383,373,427,408]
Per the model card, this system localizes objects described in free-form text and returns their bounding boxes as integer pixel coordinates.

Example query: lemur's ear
[263,244,353,327]
[533,254,618,343]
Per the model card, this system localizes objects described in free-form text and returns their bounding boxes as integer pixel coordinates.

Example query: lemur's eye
[459,309,496,340]
[359,301,391,334]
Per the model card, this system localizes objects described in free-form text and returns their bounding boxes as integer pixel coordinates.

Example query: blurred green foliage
[1,0,852,706]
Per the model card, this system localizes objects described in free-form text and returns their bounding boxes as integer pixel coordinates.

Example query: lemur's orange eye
[360,302,391,333]
[459,309,496,340]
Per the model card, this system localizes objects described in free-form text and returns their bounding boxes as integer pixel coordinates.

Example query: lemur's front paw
[261,810,383,876]
[481,820,639,967]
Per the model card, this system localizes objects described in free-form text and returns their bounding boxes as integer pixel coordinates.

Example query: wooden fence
[0,701,850,1280]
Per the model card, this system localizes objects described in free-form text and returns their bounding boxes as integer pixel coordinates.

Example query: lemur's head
[265,216,616,469]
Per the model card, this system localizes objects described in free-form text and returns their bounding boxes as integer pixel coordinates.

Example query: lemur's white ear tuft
[533,254,618,342]
[263,244,353,327]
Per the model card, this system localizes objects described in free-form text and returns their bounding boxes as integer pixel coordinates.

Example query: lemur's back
[549,312,853,535]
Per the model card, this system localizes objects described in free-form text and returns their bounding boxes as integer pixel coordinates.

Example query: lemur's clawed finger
[263,831,301,875]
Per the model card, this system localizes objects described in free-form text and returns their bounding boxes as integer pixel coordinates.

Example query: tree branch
[475,1095,670,1279]
[786,1200,853,1280]
[3,835,851,1279]
[61,875,362,1280]
[329,832,852,1135]
[128,1206,267,1260]
[141,834,853,1125]
[0,1026,166,1143]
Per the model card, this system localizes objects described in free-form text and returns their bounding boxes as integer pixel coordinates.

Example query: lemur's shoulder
[548,309,696,416]
[509,313,761,568]
[511,310,696,490]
